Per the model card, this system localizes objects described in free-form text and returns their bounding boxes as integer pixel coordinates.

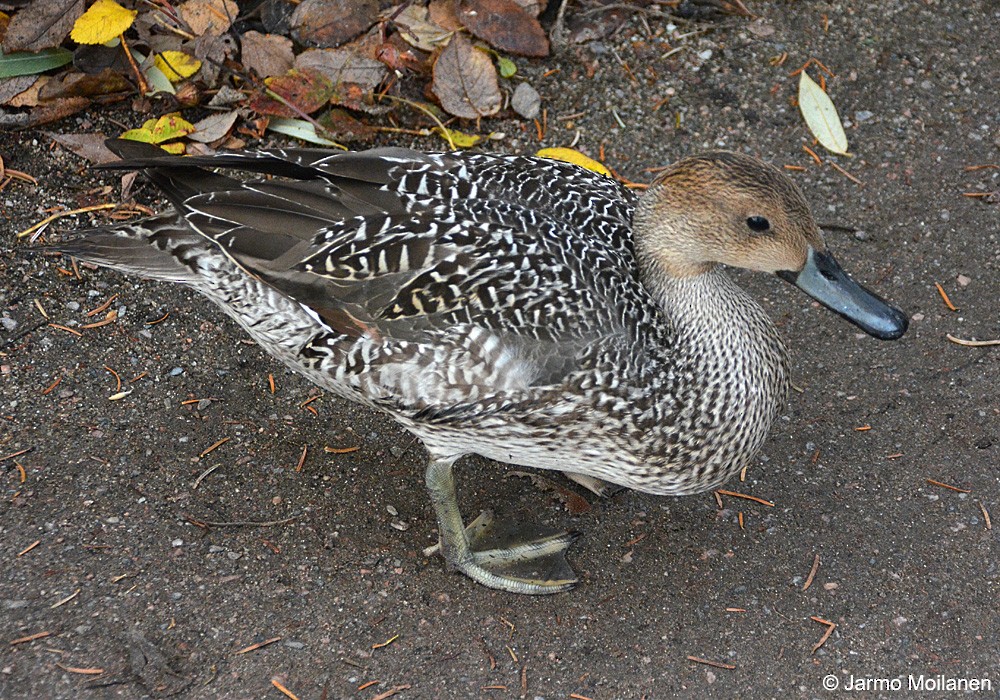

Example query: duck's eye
[746,216,771,233]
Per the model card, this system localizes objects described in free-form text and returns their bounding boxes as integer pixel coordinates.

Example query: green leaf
[143,64,176,96]
[266,118,346,148]
[0,48,73,79]
[497,56,517,78]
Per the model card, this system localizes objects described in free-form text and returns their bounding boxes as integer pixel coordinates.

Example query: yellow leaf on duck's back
[797,71,849,156]
[535,147,611,177]
[154,51,202,82]
[70,0,137,45]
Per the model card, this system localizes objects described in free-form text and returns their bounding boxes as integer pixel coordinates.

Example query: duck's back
[61,146,665,405]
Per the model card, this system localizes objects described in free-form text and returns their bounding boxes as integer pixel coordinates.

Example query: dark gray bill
[777,248,908,340]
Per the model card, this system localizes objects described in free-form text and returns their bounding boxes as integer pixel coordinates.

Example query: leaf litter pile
[0,0,751,153]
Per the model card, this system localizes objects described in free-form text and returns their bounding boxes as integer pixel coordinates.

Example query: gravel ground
[1,1,998,699]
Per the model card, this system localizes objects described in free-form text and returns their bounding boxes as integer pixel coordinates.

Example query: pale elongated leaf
[0,48,73,79]
[266,117,345,147]
[798,71,849,155]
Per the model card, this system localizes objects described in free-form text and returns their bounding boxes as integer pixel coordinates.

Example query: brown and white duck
[48,142,907,594]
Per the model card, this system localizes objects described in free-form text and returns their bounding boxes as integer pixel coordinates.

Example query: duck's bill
[777,248,908,340]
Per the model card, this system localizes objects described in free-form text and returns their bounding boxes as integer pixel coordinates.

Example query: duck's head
[633,150,908,340]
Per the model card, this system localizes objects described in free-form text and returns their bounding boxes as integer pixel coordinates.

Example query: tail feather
[48,215,212,284]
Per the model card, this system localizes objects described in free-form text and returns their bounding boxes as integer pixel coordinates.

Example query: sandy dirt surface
[2,1,998,698]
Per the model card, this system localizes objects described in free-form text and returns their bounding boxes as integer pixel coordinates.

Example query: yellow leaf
[70,0,137,45]
[119,113,195,147]
[535,147,611,177]
[798,71,849,156]
[154,51,201,82]
[432,126,481,149]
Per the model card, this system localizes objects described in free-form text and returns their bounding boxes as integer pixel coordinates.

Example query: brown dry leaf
[45,132,119,164]
[3,0,84,52]
[431,33,500,119]
[38,69,130,100]
[295,48,387,91]
[178,0,238,37]
[240,30,294,78]
[458,0,548,57]
[291,0,378,49]
[190,34,236,85]
[318,108,376,143]
[428,0,464,30]
[0,75,39,106]
[508,471,592,515]
[250,67,334,117]
[392,4,453,52]
[27,96,90,127]
[189,110,239,143]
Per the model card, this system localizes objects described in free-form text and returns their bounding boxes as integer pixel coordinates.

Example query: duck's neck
[643,264,791,418]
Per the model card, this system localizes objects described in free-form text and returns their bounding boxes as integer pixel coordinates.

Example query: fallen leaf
[0,75,39,105]
[121,112,195,145]
[154,50,201,82]
[458,0,548,57]
[0,47,73,79]
[240,30,294,78]
[295,48,386,91]
[178,0,238,37]
[508,471,592,515]
[143,64,176,95]
[291,0,378,49]
[2,0,83,53]
[44,132,120,163]
[250,67,334,117]
[318,108,376,143]
[393,5,453,52]
[510,81,539,119]
[266,116,344,147]
[38,68,130,99]
[432,125,481,148]
[536,147,611,177]
[70,0,136,45]
[431,33,500,119]
[428,0,464,30]
[798,70,849,156]
[189,109,239,143]
[25,95,90,127]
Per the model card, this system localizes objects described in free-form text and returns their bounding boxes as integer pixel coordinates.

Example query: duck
[48,141,908,594]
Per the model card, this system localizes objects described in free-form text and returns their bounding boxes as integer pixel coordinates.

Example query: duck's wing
[84,143,650,398]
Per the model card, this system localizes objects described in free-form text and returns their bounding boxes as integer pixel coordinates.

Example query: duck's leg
[423,456,579,594]
[565,472,626,498]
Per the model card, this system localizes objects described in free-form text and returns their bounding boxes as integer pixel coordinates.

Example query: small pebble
[171,539,184,547]
[169,367,184,376]
[957,274,971,286]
